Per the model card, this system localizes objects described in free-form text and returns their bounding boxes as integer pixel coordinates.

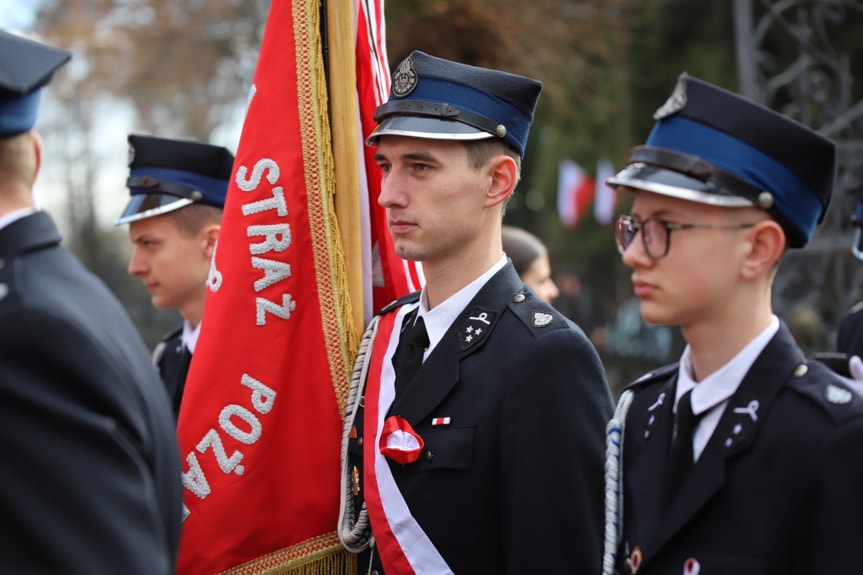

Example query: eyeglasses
[615,215,756,260]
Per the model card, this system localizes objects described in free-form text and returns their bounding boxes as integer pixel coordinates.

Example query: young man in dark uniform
[603,73,863,575]
[0,30,181,573]
[338,51,613,574]
[117,134,234,416]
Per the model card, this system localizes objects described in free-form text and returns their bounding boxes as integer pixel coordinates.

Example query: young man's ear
[485,155,518,208]
[740,219,785,279]
[203,224,220,258]
[32,131,43,181]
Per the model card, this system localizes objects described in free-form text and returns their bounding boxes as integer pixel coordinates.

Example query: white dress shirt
[675,315,780,460]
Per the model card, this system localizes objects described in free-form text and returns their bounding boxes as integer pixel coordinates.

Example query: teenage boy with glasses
[601,73,863,575]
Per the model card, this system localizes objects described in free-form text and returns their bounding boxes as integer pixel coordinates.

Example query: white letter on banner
[197,429,245,476]
[182,452,212,499]
[251,257,290,291]
[220,405,262,445]
[236,158,279,192]
[256,294,296,325]
[241,374,276,414]
[248,224,291,254]
[242,187,288,216]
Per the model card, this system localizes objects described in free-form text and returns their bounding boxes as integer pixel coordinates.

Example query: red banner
[175,1,356,572]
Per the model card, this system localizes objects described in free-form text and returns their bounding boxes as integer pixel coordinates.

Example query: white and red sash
[362,303,454,574]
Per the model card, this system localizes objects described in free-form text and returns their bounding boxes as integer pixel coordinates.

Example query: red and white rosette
[379,415,424,464]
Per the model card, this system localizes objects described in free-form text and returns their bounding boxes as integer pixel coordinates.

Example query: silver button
[794,364,808,377]
[513,293,526,303]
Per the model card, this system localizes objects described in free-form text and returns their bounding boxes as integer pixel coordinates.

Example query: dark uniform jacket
[0,211,182,574]
[349,263,614,574]
[837,301,863,358]
[616,322,863,575]
[154,323,191,416]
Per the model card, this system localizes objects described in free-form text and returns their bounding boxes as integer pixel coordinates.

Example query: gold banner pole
[326,0,365,338]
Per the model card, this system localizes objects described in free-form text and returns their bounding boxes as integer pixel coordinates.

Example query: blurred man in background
[117,134,234,416]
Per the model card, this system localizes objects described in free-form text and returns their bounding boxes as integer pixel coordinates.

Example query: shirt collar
[418,255,507,355]
[676,315,780,416]
[182,320,202,354]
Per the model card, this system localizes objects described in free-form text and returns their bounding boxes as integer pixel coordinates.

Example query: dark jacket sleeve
[0,307,181,575]
[499,325,614,574]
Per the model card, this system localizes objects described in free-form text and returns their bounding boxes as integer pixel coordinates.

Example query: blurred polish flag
[594,158,617,225]
[557,159,595,228]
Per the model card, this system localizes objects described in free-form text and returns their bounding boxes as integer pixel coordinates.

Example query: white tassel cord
[602,389,635,575]
[338,316,379,553]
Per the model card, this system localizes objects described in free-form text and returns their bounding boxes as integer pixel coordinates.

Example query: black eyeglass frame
[615,215,757,260]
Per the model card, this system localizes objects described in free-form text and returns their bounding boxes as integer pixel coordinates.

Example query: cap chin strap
[374,99,507,139]
[126,175,204,202]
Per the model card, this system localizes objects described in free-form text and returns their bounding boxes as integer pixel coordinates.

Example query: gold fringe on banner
[296,0,358,418]
[220,534,356,575]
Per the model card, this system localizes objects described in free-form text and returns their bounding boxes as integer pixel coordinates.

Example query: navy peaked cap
[368,51,543,157]
[607,73,837,248]
[116,134,235,225]
[0,30,70,137]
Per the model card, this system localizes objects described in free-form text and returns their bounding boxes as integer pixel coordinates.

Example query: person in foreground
[501,224,559,303]
[338,50,613,574]
[0,31,182,573]
[117,134,234,417]
[602,72,863,575]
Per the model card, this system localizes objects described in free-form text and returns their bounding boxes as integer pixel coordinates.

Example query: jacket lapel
[641,323,805,563]
[388,264,523,425]
[627,376,676,549]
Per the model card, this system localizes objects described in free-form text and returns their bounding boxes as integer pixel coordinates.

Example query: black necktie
[666,388,701,506]
[175,346,192,411]
[392,313,429,396]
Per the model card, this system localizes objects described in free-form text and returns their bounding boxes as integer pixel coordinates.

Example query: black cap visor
[115,193,193,225]
[367,115,495,146]
[607,163,754,208]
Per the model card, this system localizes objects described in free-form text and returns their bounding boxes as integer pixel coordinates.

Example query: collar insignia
[461,307,497,351]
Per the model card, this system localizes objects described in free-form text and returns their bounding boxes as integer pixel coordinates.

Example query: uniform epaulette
[376,291,421,317]
[506,292,570,335]
[786,360,863,424]
[159,323,183,344]
[623,362,679,393]
[152,323,183,369]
